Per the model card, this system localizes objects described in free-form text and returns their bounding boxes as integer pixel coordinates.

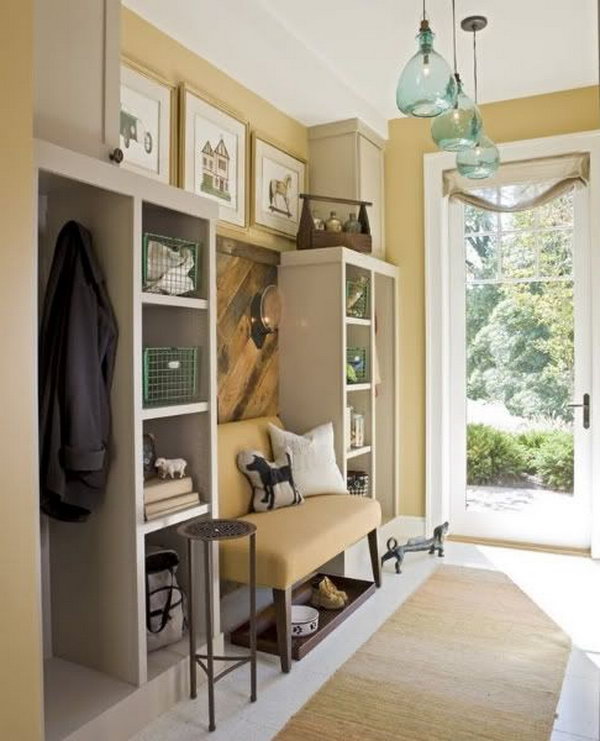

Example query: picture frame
[120,60,174,183]
[180,84,248,228]
[252,134,307,238]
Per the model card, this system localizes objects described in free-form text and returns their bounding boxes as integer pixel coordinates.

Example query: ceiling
[124,0,599,138]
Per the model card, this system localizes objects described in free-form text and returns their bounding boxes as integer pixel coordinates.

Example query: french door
[447,186,592,549]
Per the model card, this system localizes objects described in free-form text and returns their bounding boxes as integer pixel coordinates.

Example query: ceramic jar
[343,213,362,233]
[325,211,343,232]
[312,210,325,231]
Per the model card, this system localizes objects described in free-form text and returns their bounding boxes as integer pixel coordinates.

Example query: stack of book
[144,476,200,521]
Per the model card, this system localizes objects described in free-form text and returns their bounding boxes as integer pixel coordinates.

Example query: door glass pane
[465,189,575,514]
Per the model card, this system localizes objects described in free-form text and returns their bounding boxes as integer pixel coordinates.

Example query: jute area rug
[276,566,570,741]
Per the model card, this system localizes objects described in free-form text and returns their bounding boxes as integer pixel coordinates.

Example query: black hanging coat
[39,221,118,522]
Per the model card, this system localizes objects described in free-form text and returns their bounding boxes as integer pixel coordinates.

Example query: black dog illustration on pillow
[240,451,302,511]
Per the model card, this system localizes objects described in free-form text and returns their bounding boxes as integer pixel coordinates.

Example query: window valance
[443,152,589,213]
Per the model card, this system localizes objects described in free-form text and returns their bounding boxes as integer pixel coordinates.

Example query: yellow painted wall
[0,1,44,739]
[385,86,600,517]
[122,8,308,252]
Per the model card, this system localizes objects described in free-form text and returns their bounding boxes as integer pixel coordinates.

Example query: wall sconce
[250,284,282,349]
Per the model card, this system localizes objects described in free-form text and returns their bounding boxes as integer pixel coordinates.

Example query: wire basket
[347,470,369,496]
[346,278,369,319]
[142,233,200,297]
[346,347,368,384]
[143,347,198,406]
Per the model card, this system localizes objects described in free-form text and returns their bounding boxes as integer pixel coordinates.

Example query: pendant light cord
[473,28,478,103]
[423,0,427,21]
[451,0,458,74]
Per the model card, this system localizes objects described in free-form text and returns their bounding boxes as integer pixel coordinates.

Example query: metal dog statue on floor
[382,522,450,574]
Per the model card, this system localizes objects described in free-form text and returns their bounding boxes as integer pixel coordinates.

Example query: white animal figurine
[155,457,187,480]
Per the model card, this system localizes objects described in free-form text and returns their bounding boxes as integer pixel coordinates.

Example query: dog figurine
[381,521,449,574]
[155,457,187,480]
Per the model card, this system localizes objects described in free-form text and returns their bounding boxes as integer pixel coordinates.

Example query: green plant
[515,429,554,473]
[533,432,574,492]
[466,424,526,485]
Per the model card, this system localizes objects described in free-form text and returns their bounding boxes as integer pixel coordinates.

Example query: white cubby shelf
[346,382,371,393]
[141,293,208,310]
[141,401,209,420]
[347,445,372,459]
[346,316,371,326]
[141,502,210,535]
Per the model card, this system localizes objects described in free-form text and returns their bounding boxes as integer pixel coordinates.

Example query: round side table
[177,518,257,732]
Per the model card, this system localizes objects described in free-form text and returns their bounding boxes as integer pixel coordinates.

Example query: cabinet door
[35,0,120,161]
[358,135,385,258]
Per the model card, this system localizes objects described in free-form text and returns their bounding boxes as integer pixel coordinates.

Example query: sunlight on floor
[479,545,600,652]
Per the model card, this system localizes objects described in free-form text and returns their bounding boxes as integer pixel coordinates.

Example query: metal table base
[179,519,257,732]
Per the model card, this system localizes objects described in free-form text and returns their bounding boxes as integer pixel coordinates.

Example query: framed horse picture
[180,84,248,228]
[252,134,306,238]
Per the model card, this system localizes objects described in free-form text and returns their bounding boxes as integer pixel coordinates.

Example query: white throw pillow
[268,422,347,497]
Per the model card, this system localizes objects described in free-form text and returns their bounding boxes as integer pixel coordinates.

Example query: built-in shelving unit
[36,140,220,741]
[279,247,399,524]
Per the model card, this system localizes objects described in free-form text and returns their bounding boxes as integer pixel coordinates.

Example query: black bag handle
[146,569,182,634]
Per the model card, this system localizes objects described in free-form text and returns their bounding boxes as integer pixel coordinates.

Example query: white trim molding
[424,129,600,557]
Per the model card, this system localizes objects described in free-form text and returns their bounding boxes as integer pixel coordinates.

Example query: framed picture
[120,61,173,183]
[180,85,248,228]
[252,134,306,238]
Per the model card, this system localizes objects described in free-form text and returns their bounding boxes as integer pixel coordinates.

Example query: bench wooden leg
[273,587,292,673]
[368,529,382,587]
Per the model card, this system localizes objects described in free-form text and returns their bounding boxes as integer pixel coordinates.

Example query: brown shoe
[322,576,349,605]
[311,579,345,610]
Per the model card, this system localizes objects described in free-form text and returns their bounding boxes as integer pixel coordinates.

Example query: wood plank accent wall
[217,236,281,423]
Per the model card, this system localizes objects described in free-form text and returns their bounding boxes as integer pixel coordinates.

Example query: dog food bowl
[291,605,319,637]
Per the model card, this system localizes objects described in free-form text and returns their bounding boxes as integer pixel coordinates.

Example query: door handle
[568,393,590,429]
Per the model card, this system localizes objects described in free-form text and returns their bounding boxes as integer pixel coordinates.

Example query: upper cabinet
[34,0,120,162]
[308,119,386,259]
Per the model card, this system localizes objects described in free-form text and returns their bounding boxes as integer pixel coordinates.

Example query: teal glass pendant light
[431,0,482,151]
[396,0,457,118]
[456,15,500,179]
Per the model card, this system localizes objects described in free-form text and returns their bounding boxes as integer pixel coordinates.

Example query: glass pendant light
[396,0,457,118]
[431,0,482,151]
[456,16,500,179]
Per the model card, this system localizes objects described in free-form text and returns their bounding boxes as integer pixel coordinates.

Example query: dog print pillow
[237,449,303,512]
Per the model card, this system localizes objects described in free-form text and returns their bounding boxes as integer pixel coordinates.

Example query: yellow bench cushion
[220,494,381,590]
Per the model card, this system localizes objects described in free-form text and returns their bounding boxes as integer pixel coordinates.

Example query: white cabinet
[34,0,120,161]
[308,119,386,258]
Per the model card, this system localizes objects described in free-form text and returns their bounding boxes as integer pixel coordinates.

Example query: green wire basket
[143,347,199,406]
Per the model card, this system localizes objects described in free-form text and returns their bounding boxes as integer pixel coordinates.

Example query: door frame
[424,130,600,556]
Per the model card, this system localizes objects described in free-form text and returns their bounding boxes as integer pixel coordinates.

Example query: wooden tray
[230,574,376,661]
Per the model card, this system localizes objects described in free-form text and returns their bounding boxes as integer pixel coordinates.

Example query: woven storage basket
[347,470,369,496]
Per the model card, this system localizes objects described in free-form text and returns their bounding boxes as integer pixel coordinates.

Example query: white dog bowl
[291,605,319,637]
